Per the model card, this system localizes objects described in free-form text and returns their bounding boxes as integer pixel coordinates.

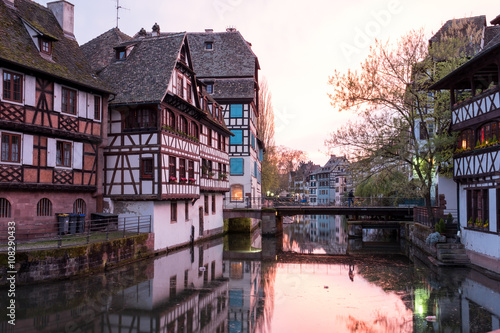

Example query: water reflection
[1,219,500,333]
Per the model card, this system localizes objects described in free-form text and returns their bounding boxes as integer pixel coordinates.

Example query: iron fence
[0,215,151,252]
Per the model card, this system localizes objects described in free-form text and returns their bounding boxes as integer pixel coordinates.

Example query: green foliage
[435,218,446,234]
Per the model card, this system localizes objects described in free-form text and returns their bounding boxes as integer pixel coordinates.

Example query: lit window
[1,132,20,163]
[230,184,244,202]
[3,71,23,103]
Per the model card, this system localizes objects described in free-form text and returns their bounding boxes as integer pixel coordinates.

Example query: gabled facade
[308,155,349,206]
[0,0,110,231]
[82,25,231,251]
[431,14,500,274]
[188,29,263,209]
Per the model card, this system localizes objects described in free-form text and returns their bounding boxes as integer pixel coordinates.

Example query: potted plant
[179,177,187,184]
[169,176,177,183]
[483,220,489,231]
[467,217,473,228]
[219,172,227,180]
[435,218,446,234]
[474,217,482,229]
[208,171,215,178]
[446,213,454,225]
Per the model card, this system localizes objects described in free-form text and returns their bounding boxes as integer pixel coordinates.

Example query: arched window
[230,184,244,202]
[478,122,499,145]
[179,116,188,134]
[73,199,86,214]
[0,198,11,218]
[168,110,176,129]
[458,129,473,150]
[190,122,199,139]
[37,198,52,216]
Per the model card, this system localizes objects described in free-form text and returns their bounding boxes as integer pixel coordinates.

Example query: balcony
[454,146,500,179]
[452,85,500,127]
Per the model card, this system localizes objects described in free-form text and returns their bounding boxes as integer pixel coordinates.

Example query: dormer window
[205,42,213,50]
[40,38,52,55]
[116,48,126,60]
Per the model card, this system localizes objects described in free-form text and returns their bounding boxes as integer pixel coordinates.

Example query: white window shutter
[73,142,83,169]
[22,134,33,165]
[47,138,56,167]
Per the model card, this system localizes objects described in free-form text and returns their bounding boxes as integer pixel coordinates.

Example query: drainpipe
[456,181,461,243]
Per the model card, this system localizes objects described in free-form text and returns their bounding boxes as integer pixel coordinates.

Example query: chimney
[152,23,160,37]
[205,29,213,33]
[47,1,75,38]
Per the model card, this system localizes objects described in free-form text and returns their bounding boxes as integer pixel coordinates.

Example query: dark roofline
[0,58,113,95]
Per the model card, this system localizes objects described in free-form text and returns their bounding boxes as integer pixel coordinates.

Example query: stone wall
[0,233,154,286]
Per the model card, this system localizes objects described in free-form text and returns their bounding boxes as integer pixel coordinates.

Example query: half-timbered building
[431,15,500,274]
[0,0,110,232]
[82,25,231,251]
[188,29,263,209]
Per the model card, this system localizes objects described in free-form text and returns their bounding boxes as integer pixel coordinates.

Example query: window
[190,122,199,139]
[179,158,186,181]
[94,96,101,120]
[141,158,154,179]
[230,158,244,175]
[171,202,177,222]
[73,199,86,214]
[187,82,192,102]
[116,47,126,60]
[207,128,212,147]
[204,195,209,214]
[177,75,184,97]
[37,198,52,216]
[478,122,499,145]
[1,132,20,163]
[230,184,244,202]
[212,195,216,213]
[125,108,157,130]
[167,110,176,129]
[0,198,11,218]
[56,141,71,167]
[3,71,23,103]
[40,38,52,55]
[207,83,213,94]
[185,200,189,221]
[230,130,243,145]
[205,41,213,50]
[61,87,77,114]
[467,189,489,226]
[179,116,187,134]
[188,160,194,180]
[457,129,474,150]
[230,104,243,118]
[169,156,176,181]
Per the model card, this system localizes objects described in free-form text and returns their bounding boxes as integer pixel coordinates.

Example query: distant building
[308,155,349,206]
[0,0,110,231]
[188,29,263,209]
[430,13,500,275]
[82,25,232,251]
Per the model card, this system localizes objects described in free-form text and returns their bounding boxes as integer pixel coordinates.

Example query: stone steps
[436,243,470,265]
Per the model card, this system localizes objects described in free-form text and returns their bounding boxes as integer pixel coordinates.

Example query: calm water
[1,215,500,333]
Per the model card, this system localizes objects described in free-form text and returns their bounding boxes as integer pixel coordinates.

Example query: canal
[1,215,500,333]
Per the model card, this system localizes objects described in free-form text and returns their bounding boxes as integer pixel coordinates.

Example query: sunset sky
[36,0,499,165]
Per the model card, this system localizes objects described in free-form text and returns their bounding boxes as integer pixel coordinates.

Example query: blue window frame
[230,104,243,118]
[230,130,243,145]
[230,158,244,175]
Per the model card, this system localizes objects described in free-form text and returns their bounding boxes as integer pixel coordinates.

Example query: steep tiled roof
[209,78,255,100]
[97,33,186,105]
[188,31,259,78]
[81,28,132,74]
[0,0,109,92]
[429,16,486,57]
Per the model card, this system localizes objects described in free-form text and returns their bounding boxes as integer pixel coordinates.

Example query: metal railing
[0,215,151,252]
[223,196,425,209]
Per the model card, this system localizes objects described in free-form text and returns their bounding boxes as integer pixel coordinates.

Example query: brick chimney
[47,1,75,38]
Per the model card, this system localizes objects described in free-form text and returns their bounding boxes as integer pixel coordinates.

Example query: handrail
[0,215,152,252]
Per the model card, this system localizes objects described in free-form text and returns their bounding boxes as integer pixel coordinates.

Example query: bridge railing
[224,196,425,208]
